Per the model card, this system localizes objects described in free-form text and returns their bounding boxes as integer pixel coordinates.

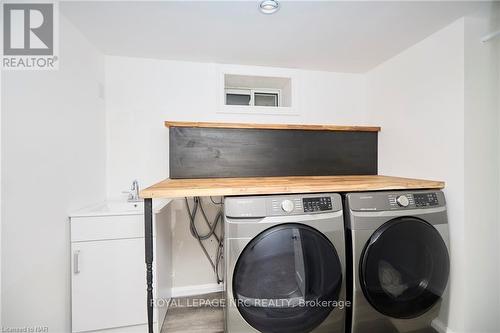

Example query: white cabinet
[71,238,147,332]
[70,202,171,333]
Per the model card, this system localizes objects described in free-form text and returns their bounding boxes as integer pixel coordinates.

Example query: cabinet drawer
[70,215,155,242]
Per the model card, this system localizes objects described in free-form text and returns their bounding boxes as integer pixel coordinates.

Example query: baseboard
[171,283,224,298]
[432,318,456,333]
[79,322,159,333]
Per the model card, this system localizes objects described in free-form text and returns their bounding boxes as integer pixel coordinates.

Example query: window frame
[225,88,252,106]
[225,87,281,107]
[217,68,299,116]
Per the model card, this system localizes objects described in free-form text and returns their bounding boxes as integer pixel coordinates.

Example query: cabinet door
[71,238,148,332]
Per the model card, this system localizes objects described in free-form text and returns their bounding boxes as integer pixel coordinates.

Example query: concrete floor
[161,292,224,333]
[160,292,439,333]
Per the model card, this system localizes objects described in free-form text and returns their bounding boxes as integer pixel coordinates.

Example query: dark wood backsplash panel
[169,126,378,179]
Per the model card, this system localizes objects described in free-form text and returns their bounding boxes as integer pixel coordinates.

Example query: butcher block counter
[140,175,445,199]
[140,174,444,333]
[139,121,445,333]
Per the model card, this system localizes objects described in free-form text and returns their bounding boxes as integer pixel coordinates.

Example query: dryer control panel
[348,190,445,212]
[413,192,439,207]
[388,192,440,209]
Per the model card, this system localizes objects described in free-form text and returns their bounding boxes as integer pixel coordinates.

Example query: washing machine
[224,193,346,333]
[345,190,450,333]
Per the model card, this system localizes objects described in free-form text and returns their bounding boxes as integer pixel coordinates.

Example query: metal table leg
[144,198,154,333]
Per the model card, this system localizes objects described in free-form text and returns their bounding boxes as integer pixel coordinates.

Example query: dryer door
[233,223,342,333]
[360,217,449,319]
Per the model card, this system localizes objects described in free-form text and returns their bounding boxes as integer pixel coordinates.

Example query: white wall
[463,6,500,332]
[168,197,224,294]
[1,15,106,332]
[105,57,369,288]
[368,12,500,332]
[0,60,2,328]
[367,19,466,332]
[493,3,500,320]
[493,5,500,328]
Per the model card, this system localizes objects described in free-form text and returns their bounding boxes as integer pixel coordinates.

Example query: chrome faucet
[123,180,141,202]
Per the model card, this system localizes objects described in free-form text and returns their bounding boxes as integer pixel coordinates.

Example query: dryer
[345,190,450,333]
[224,193,346,333]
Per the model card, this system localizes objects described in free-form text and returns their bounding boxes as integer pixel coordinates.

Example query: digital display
[414,193,439,207]
[303,197,332,212]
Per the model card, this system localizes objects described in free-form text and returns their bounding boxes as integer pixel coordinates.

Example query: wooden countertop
[165,121,381,132]
[140,175,444,199]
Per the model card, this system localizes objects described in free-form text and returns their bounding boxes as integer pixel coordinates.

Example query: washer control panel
[224,193,342,219]
[224,193,342,218]
[268,194,340,215]
[270,194,340,215]
[303,197,333,213]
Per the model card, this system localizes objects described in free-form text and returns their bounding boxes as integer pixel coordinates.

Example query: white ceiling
[61,1,482,73]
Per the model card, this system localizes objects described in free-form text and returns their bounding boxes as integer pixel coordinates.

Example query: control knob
[281,200,295,213]
[396,195,410,207]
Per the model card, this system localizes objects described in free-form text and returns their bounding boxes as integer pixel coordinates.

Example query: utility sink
[70,199,170,217]
[95,201,144,213]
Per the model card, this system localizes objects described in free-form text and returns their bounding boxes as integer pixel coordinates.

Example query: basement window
[225,89,252,106]
[254,92,279,107]
[225,88,281,107]
[222,74,293,112]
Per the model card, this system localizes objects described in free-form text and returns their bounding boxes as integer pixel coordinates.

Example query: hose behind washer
[184,197,224,283]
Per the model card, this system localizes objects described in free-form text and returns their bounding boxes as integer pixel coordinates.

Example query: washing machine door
[360,217,449,319]
[233,223,342,333]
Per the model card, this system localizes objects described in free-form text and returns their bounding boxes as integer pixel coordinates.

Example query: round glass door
[233,223,342,333]
[360,217,449,319]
